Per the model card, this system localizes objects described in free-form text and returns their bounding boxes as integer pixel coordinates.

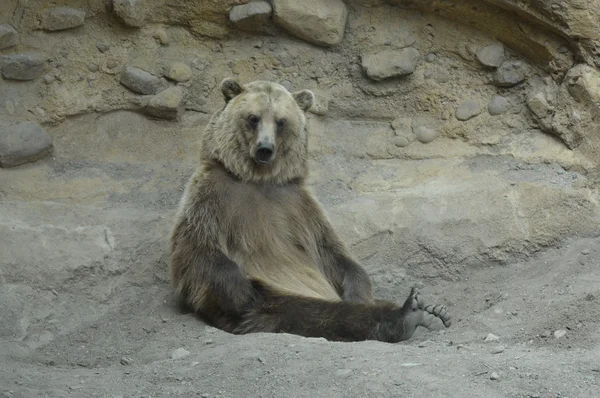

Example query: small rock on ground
[494,60,527,87]
[1,53,45,81]
[491,345,505,354]
[488,95,509,116]
[142,86,184,120]
[490,372,500,380]
[0,122,53,168]
[456,100,481,121]
[0,24,19,49]
[413,125,437,144]
[230,1,272,32]
[476,42,505,68]
[361,47,420,81]
[484,333,500,342]
[309,89,329,116]
[165,62,192,82]
[272,0,348,47]
[120,67,163,95]
[393,136,409,147]
[43,7,86,31]
[554,329,567,339]
[113,0,146,28]
[153,28,169,46]
[171,347,191,360]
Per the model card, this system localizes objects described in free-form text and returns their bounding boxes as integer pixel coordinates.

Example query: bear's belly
[224,216,340,301]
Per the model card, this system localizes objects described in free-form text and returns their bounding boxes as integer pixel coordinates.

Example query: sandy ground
[1,110,600,398]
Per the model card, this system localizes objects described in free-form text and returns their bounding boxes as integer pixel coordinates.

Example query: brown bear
[169,78,451,342]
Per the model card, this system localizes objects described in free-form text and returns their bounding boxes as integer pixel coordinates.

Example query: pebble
[424,53,436,63]
[43,7,86,31]
[554,329,567,339]
[484,333,500,342]
[153,28,169,46]
[0,122,53,168]
[201,394,209,398]
[142,86,184,120]
[120,67,163,95]
[96,43,109,53]
[494,60,527,87]
[491,345,505,354]
[43,74,56,84]
[413,126,437,144]
[582,249,590,255]
[229,1,272,32]
[488,95,509,116]
[171,348,191,360]
[165,62,192,82]
[393,136,409,148]
[308,89,329,116]
[540,330,551,338]
[490,372,500,380]
[280,80,293,91]
[361,47,421,81]
[527,92,552,119]
[0,24,19,49]
[335,369,352,378]
[106,60,119,69]
[1,53,45,81]
[455,99,481,121]
[113,0,146,28]
[476,42,505,68]
[120,356,132,365]
[87,63,99,73]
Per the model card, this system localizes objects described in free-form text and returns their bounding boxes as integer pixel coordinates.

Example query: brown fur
[169,78,451,343]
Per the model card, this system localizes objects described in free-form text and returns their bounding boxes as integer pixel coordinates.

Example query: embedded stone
[272,0,348,47]
[43,7,86,31]
[361,47,420,81]
[1,54,45,81]
[0,24,19,49]
[476,43,505,68]
[0,122,53,168]
[230,1,272,32]
[120,67,163,95]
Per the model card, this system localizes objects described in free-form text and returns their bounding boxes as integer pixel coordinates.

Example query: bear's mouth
[254,146,274,165]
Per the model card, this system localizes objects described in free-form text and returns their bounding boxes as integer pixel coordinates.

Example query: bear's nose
[255,141,274,164]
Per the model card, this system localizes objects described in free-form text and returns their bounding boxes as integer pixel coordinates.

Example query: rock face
[43,7,86,31]
[120,67,164,95]
[229,1,272,32]
[0,122,53,167]
[476,42,505,68]
[0,24,18,49]
[361,47,420,80]
[272,0,348,46]
[112,0,146,28]
[1,54,45,80]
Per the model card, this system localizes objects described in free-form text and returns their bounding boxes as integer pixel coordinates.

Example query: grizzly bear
[169,78,451,342]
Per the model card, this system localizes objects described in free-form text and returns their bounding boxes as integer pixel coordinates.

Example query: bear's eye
[276,119,286,131]
[248,115,260,128]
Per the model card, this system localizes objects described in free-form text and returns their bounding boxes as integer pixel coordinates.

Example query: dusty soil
[1,117,599,397]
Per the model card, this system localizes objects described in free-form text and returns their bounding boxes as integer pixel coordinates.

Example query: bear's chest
[220,182,316,260]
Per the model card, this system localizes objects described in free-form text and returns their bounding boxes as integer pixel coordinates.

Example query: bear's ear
[292,89,315,112]
[221,77,244,103]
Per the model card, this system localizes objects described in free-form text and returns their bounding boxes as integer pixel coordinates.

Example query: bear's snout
[255,141,275,164]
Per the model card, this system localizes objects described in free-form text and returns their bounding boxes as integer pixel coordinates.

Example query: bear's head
[201,78,315,184]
